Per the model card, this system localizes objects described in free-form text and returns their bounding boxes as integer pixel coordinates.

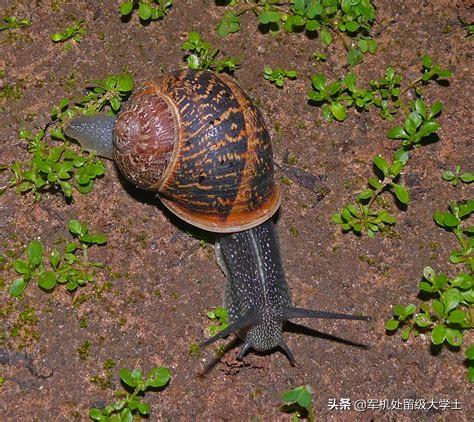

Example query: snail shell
[113,69,280,233]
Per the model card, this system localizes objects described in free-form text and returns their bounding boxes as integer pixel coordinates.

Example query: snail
[66,69,367,365]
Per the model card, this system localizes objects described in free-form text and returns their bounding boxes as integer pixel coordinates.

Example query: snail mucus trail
[65,69,367,365]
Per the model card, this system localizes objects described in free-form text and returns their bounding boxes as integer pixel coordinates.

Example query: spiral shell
[113,69,280,233]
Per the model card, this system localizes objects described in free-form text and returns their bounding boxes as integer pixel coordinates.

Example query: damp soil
[0,0,473,420]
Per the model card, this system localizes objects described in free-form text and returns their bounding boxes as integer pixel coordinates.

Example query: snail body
[66,69,367,365]
[206,219,366,364]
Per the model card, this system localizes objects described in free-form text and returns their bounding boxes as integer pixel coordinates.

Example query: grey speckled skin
[65,115,116,159]
[205,219,368,365]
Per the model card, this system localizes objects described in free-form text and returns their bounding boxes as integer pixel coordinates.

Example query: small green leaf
[38,271,57,290]
[9,278,27,297]
[51,33,63,42]
[146,367,171,388]
[422,54,433,68]
[311,73,326,92]
[68,220,83,236]
[138,3,152,20]
[119,1,133,16]
[137,401,150,415]
[448,309,466,324]
[423,266,436,281]
[345,21,360,32]
[414,98,427,117]
[319,28,332,45]
[392,183,410,205]
[445,328,463,347]
[89,408,103,421]
[442,289,461,313]
[27,240,44,266]
[330,103,347,121]
[385,319,399,330]
[117,73,134,92]
[14,259,30,274]
[428,102,443,119]
[466,345,474,360]
[119,368,136,387]
[357,189,373,201]
[373,155,389,176]
[443,213,459,227]
[431,325,446,345]
[432,300,444,317]
[387,126,408,139]
[258,11,280,24]
[414,313,432,328]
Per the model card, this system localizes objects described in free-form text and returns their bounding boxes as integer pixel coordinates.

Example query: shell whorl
[113,89,177,190]
[113,69,280,233]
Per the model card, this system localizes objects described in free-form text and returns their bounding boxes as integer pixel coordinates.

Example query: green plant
[308,56,450,122]
[280,385,314,421]
[442,166,473,187]
[1,129,105,200]
[433,200,473,271]
[0,16,31,31]
[216,0,377,66]
[207,306,228,336]
[89,366,171,421]
[119,0,173,21]
[332,98,442,237]
[52,73,134,122]
[386,99,443,148]
[182,31,239,73]
[8,220,107,298]
[386,201,473,381]
[263,67,297,87]
[386,266,472,345]
[0,73,133,201]
[51,20,86,43]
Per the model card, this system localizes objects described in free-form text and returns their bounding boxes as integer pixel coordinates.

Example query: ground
[0,0,473,420]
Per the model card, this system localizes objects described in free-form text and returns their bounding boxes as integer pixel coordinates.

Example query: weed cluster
[207,306,229,336]
[8,220,107,297]
[386,200,473,382]
[216,0,377,66]
[182,31,239,73]
[263,67,297,87]
[89,367,171,421]
[0,73,133,202]
[0,16,31,31]
[331,56,451,237]
[119,0,173,21]
[51,19,86,44]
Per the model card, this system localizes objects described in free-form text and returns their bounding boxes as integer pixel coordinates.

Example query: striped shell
[113,69,280,233]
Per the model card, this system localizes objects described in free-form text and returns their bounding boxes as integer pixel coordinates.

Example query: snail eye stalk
[283,307,369,322]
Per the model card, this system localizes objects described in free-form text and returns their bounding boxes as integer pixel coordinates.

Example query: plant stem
[328,23,349,51]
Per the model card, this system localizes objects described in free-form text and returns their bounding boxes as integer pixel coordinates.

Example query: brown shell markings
[113,69,280,233]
